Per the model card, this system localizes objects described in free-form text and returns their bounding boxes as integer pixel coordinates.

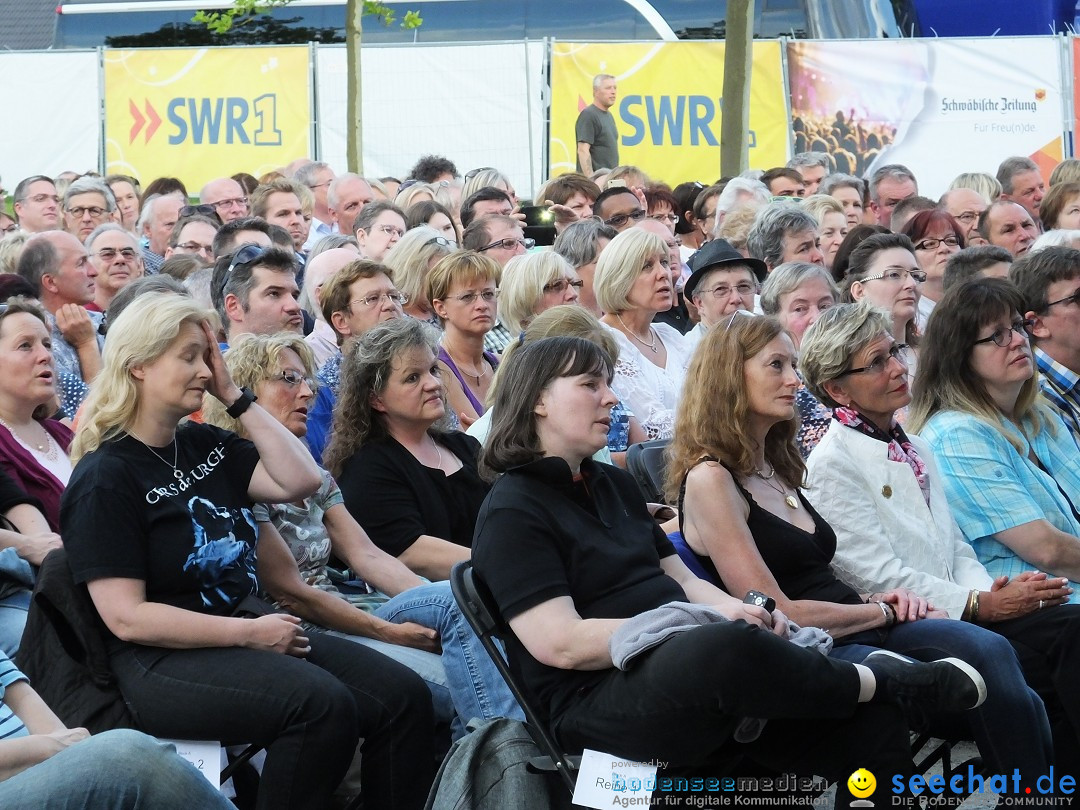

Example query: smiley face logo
[848,768,876,798]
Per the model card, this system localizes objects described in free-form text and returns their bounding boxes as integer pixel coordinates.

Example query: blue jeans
[374,581,524,734]
[831,617,1053,778]
[0,588,29,657]
[0,729,233,809]
[329,632,457,733]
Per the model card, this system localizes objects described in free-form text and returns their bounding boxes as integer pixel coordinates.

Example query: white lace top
[602,322,692,440]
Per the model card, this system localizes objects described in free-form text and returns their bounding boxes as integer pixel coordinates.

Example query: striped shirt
[0,650,29,740]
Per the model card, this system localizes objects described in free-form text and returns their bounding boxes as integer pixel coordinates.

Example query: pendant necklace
[754,464,798,509]
[0,416,58,462]
[129,431,183,481]
[428,434,444,469]
[616,313,659,353]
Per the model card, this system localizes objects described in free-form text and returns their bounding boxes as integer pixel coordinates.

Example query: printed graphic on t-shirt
[185,496,258,609]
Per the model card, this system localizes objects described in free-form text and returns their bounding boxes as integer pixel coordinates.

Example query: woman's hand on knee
[244,614,310,657]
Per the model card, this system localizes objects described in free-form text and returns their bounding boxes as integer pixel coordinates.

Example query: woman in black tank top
[666,312,1053,778]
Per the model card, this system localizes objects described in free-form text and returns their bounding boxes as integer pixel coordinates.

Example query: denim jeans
[374,581,524,734]
[0,729,234,809]
[830,617,1053,778]
[0,588,29,657]
[109,630,434,810]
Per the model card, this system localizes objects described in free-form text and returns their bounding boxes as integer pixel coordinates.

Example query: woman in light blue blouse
[909,277,1080,599]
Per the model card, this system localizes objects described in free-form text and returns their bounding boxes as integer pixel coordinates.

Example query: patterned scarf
[833,406,931,509]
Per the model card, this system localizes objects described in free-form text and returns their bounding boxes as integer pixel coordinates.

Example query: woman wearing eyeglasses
[911,277,1080,600]
[901,209,964,329]
[667,312,1054,779]
[800,300,1080,769]
[597,228,691,440]
[427,252,501,427]
[498,252,582,333]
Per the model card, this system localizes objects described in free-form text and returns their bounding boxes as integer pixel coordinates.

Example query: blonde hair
[800,194,844,225]
[605,165,650,189]
[485,304,618,407]
[498,252,576,333]
[0,232,29,276]
[948,172,1001,203]
[394,182,438,210]
[202,333,316,436]
[666,315,805,501]
[593,228,668,313]
[425,251,502,324]
[1049,159,1080,187]
[71,294,210,462]
[714,203,759,251]
[461,168,512,203]
[382,226,455,309]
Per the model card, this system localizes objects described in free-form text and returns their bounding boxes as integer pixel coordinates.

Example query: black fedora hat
[684,239,768,300]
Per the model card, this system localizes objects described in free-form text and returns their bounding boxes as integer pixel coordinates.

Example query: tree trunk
[346,0,364,173]
[720,0,754,177]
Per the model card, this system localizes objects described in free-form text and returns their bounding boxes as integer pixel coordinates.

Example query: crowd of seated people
[3,149,1080,807]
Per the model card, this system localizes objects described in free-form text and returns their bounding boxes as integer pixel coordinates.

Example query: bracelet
[962,589,977,622]
[970,590,981,622]
[873,600,895,628]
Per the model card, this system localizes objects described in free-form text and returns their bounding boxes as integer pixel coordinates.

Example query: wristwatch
[225,387,258,418]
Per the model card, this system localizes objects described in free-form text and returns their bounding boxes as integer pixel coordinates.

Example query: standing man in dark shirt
[576,74,619,174]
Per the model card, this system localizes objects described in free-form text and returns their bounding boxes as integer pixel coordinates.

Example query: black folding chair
[625,438,672,504]
[449,562,580,795]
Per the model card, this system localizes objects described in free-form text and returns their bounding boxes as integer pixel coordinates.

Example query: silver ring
[1039,599,1045,610]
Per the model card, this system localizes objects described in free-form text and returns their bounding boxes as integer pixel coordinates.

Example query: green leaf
[194,1,423,33]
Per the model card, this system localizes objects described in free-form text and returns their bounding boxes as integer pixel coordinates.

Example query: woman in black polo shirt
[472,335,987,802]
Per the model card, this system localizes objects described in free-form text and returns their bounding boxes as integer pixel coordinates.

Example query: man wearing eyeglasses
[211,245,304,345]
[296,161,338,252]
[305,258,407,463]
[681,240,767,354]
[593,187,645,233]
[163,215,219,267]
[460,214,530,353]
[199,177,250,224]
[138,193,186,275]
[1010,246,1080,440]
[85,223,144,314]
[62,177,116,242]
[940,188,990,247]
[12,176,60,234]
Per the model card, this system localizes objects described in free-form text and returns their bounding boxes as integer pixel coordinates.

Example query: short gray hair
[593,73,615,89]
[554,219,617,270]
[819,173,864,198]
[328,172,367,208]
[798,300,893,407]
[294,161,332,189]
[1031,229,1080,252]
[746,202,819,268]
[997,156,1040,195]
[760,262,838,315]
[64,176,116,213]
[715,177,771,217]
[867,164,917,203]
[787,152,834,172]
[85,222,136,250]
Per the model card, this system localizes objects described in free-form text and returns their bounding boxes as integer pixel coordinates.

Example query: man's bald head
[303,246,362,320]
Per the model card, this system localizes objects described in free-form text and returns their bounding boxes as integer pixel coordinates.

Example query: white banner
[316,42,546,196]
[0,51,101,187]
[787,37,1066,197]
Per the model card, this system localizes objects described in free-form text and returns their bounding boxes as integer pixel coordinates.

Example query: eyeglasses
[269,369,317,390]
[445,289,499,305]
[603,209,646,228]
[94,247,138,261]
[1041,288,1080,312]
[27,193,59,205]
[307,181,333,190]
[0,224,16,236]
[914,236,960,251]
[174,242,214,255]
[700,282,757,299]
[67,206,107,219]
[953,211,982,224]
[209,197,248,210]
[479,237,534,252]
[424,236,456,248]
[649,212,679,226]
[351,291,408,308]
[859,269,927,284]
[543,277,585,294]
[375,224,405,238]
[837,344,909,377]
[973,319,1034,348]
[220,243,272,293]
[180,204,217,218]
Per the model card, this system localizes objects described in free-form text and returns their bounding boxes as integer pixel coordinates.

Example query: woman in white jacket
[800,299,1080,770]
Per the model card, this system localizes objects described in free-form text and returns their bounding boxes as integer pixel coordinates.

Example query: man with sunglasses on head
[210,244,304,348]
[1009,246,1080,441]
[199,177,250,224]
[461,214,533,353]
